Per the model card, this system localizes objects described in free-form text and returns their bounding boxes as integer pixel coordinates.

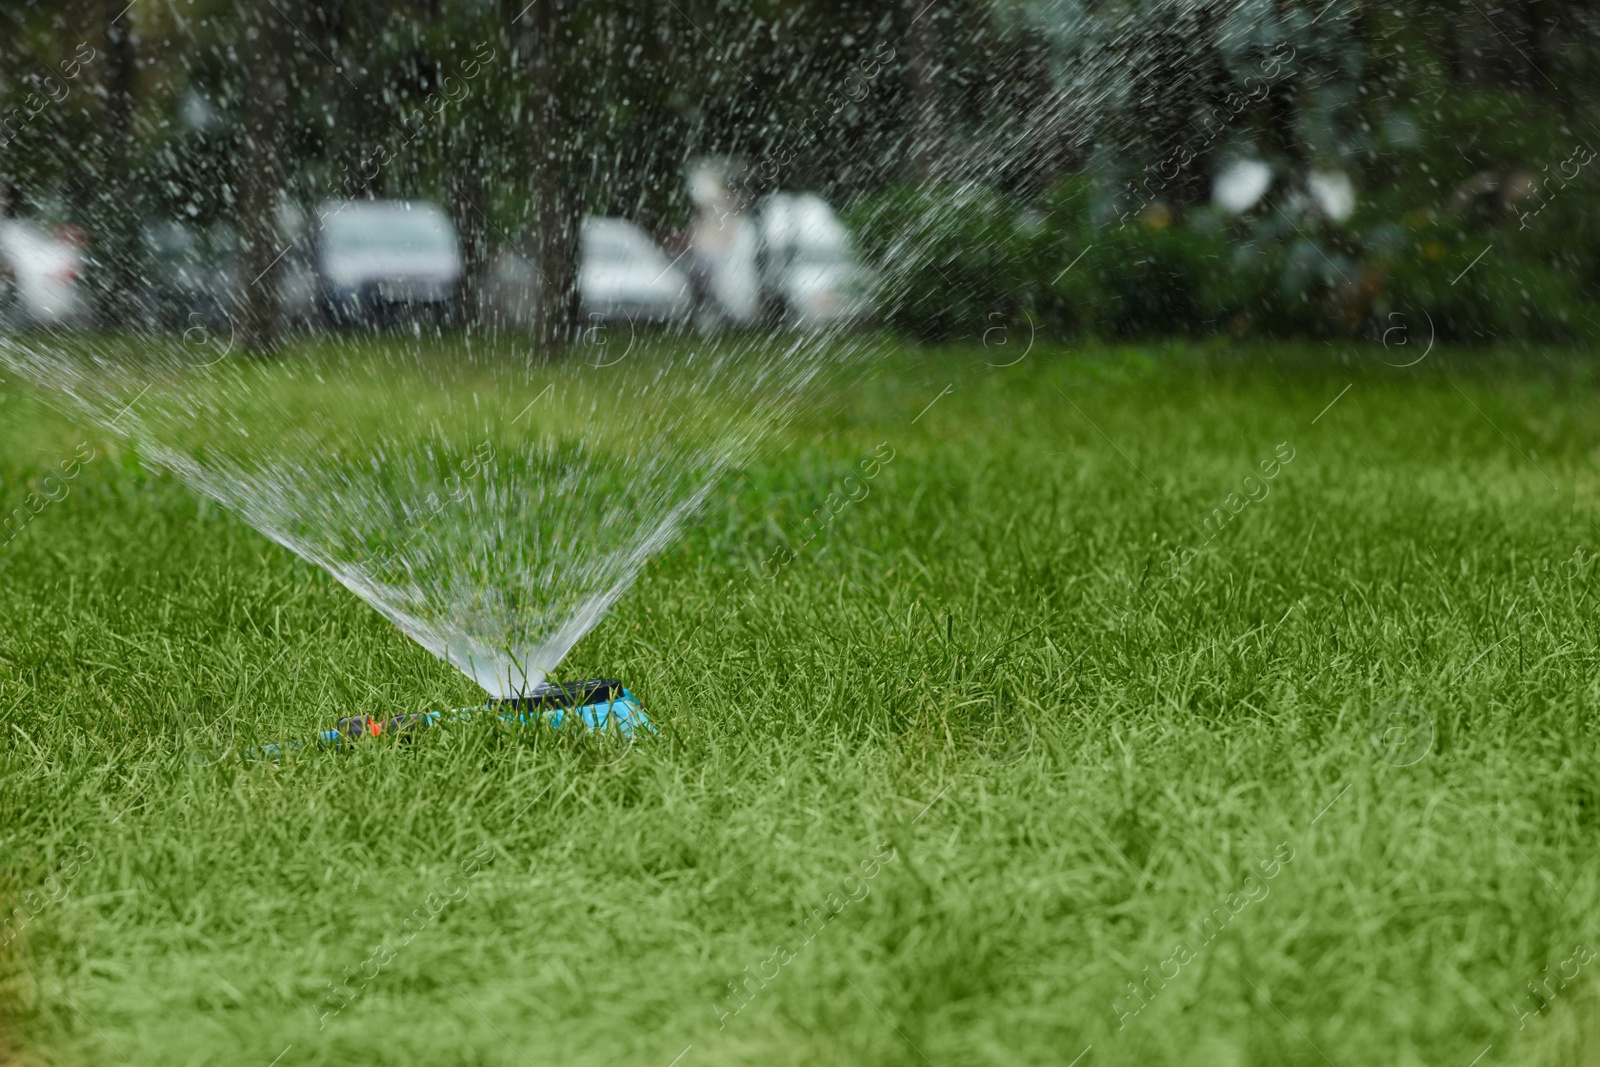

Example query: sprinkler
[253,679,649,760]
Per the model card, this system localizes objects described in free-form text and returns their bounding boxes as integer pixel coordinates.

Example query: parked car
[0,219,88,328]
[756,192,876,326]
[300,199,462,326]
[685,188,875,328]
[489,216,693,328]
[579,217,693,323]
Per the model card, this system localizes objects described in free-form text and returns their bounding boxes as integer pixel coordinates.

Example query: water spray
[253,679,649,761]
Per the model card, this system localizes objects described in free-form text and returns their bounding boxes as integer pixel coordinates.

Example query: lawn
[2,335,1599,1067]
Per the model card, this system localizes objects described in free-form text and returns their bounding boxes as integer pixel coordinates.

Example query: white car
[686,190,875,328]
[489,216,693,328]
[306,200,463,325]
[579,217,693,323]
[0,220,88,328]
[758,193,875,326]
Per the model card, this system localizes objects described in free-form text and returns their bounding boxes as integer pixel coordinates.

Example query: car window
[585,233,635,262]
[584,224,668,269]
[324,207,455,255]
[793,243,853,269]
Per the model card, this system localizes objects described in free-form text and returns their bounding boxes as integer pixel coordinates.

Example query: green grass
[3,336,1600,1066]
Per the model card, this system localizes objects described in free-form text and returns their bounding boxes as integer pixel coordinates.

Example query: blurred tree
[510,0,582,353]
[0,9,18,219]
[906,0,944,181]
[4,0,1600,346]
[96,0,140,325]
[236,0,297,353]
[446,116,494,330]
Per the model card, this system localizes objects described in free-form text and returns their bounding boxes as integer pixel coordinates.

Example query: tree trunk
[237,0,295,354]
[448,161,491,329]
[324,1,393,202]
[1265,0,1302,174]
[512,0,581,355]
[0,35,12,219]
[1509,0,1548,96]
[1131,20,1206,210]
[628,2,678,236]
[99,0,139,327]
[906,0,942,183]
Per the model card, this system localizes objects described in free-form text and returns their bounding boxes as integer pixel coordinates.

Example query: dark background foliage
[1,0,1596,345]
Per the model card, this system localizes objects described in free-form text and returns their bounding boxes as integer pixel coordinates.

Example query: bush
[848,170,1600,345]
[850,184,1050,343]
[1056,211,1222,338]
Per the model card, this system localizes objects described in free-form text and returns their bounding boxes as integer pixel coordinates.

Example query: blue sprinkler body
[254,679,649,760]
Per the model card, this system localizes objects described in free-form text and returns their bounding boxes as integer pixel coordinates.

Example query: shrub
[847,157,1600,345]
